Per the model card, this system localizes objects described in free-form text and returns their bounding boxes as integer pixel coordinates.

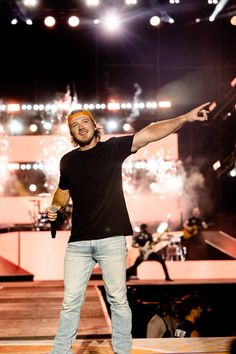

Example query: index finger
[195,102,211,111]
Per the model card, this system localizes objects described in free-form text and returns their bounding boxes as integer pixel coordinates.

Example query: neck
[79,136,99,151]
[185,315,195,324]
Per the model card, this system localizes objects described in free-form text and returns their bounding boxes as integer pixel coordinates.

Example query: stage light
[42,121,52,131]
[213,160,221,170]
[7,104,20,112]
[8,120,24,134]
[157,222,168,234]
[59,123,68,133]
[106,120,119,131]
[29,124,38,132]
[123,123,132,132]
[86,0,100,6]
[146,102,157,109]
[44,16,56,28]
[230,16,236,26]
[125,0,137,5]
[158,101,171,108]
[103,13,121,33]
[94,19,100,25]
[68,16,80,27]
[7,163,20,171]
[231,77,236,87]
[107,102,120,110]
[209,0,229,22]
[229,167,236,177]
[23,0,38,6]
[11,18,18,25]
[26,19,33,25]
[29,184,37,192]
[150,16,161,27]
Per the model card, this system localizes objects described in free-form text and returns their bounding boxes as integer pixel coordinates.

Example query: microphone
[49,206,58,239]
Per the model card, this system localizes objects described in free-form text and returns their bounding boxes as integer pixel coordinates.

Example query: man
[182,206,208,260]
[126,223,172,281]
[47,103,209,354]
[174,294,203,338]
[146,294,177,338]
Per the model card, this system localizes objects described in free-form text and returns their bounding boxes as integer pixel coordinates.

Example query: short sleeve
[110,135,134,161]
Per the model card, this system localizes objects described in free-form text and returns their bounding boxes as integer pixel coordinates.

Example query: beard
[72,130,96,147]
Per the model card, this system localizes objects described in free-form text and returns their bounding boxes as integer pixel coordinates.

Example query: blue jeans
[50,235,132,354]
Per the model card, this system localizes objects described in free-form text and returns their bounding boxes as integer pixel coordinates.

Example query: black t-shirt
[59,135,134,242]
[134,232,153,247]
[174,320,195,338]
[188,217,205,229]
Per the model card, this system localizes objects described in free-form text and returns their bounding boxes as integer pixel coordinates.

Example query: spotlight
[23,0,38,6]
[29,124,38,132]
[103,13,121,33]
[86,0,100,6]
[8,120,24,134]
[42,121,52,131]
[107,102,120,110]
[123,123,132,132]
[44,16,56,28]
[125,0,137,4]
[157,222,168,234]
[231,77,236,87]
[25,19,33,25]
[7,104,20,112]
[230,16,236,26]
[29,184,37,192]
[11,18,18,25]
[229,167,236,177]
[213,160,221,171]
[150,16,161,26]
[158,101,171,108]
[106,120,119,131]
[68,16,80,27]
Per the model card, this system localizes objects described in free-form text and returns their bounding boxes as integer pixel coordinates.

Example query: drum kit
[29,194,72,231]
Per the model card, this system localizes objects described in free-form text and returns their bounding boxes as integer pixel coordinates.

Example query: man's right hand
[46,205,61,221]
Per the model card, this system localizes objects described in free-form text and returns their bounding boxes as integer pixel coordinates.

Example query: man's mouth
[79,129,88,136]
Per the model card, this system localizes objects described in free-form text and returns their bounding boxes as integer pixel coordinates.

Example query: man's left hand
[186,102,210,122]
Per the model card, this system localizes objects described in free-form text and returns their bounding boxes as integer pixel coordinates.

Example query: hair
[180,294,203,317]
[67,109,103,147]
[156,294,175,317]
[140,223,147,229]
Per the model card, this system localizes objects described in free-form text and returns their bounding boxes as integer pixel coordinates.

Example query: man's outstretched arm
[131,102,209,152]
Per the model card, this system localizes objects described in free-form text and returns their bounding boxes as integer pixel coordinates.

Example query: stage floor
[0,280,235,353]
[0,337,234,354]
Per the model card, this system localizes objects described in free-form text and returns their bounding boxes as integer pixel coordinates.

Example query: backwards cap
[67,109,96,126]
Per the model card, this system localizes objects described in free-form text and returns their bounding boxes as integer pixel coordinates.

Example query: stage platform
[0,337,234,354]
[0,280,235,353]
